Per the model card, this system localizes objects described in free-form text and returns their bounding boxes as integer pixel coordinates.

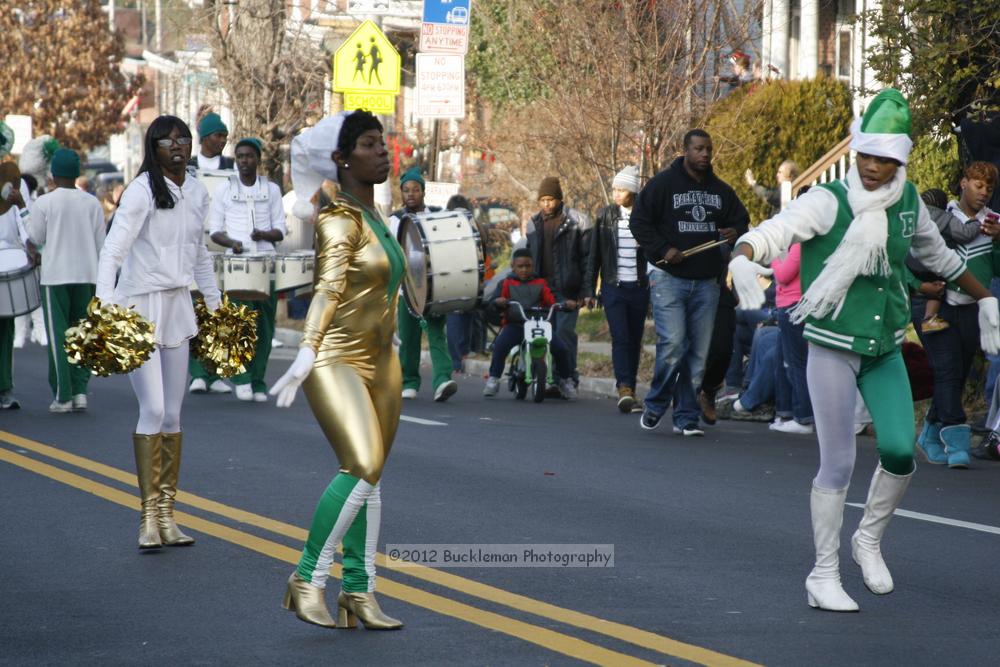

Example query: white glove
[729,255,773,310]
[978,296,1000,355]
[269,347,316,408]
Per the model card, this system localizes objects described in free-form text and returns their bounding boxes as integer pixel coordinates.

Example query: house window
[837,29,851,79]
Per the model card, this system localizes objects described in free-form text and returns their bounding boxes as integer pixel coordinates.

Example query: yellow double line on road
[0,430,761,667]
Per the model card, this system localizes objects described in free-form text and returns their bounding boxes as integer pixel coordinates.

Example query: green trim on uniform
[230,290,277,393]
[360,209,406,300]
[42,284,94,402]
[948,235,1000,298]
[800,179,922,357]
[398,309,451,391]
[0,317,13,393]
[341,500,370,592]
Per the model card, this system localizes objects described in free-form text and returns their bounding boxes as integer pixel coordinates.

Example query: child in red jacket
[483,249,577,398]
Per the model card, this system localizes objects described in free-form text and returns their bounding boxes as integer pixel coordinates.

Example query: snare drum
[274,251,315,293]
[222,253,273,301]
[0,248,40,317]
[397,210,484,317]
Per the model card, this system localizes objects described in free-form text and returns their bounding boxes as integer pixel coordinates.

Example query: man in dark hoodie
[629,129,749,435]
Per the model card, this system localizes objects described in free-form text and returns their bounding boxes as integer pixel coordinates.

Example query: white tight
[806,344,860,490]
[129,344,190,435]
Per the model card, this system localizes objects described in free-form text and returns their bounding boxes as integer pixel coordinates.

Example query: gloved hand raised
[729,255,773,310]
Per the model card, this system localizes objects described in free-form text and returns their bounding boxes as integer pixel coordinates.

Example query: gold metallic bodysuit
[300,200,402,484]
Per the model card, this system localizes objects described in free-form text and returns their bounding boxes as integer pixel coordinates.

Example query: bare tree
[467,0,758,212]
[204,0,328,181]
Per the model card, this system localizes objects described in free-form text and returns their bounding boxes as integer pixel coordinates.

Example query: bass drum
[396,210,484,318]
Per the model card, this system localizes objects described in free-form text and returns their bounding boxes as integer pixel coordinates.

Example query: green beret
[235,137,263,157]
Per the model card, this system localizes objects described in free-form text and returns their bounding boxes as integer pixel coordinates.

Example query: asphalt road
[2,342,999,666]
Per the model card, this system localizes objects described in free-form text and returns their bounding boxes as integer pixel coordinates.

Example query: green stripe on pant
[297,473,376,589]
[42,284,94,402]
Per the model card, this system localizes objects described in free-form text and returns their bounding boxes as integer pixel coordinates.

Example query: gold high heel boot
[132,433,163,549]
[282,572,337,628]
[337,591,403,630]
[157,432,194,546]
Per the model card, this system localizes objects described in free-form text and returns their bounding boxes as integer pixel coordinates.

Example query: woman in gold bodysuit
[271,111,406,630]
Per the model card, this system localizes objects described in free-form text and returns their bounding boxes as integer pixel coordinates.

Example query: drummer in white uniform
[208,137,285,402]
[26,149,106,413]
[0,121,29,408]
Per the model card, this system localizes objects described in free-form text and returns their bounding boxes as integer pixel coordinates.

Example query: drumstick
[682,239,729,258]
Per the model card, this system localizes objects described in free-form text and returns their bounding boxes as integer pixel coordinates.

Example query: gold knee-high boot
[158,432,195,546]
[133,433,163,549]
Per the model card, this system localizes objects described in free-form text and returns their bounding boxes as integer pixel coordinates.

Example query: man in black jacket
[526,176,589,383]
[629,129,750,435]
[583,165,648,413]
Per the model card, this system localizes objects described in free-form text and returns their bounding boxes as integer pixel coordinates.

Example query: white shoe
[272,337,284,348]
[434,380,458,402]
[672,424,705,437]
[209,380,232,394]
[12,335,25,349]
[483,377,500,397]
[253,392,268,403]
[235,384,254,401]
[805,485,859,612]
[401,388,417,399]
[72,394,88,411]
[558,378,578,400]
[49,400,74,413]
[772,419,815,434]
[31,328,48,346]
[769,418,789,431]
[189,378,208,394]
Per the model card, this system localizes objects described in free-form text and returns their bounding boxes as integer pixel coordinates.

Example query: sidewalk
[273,327,648,399]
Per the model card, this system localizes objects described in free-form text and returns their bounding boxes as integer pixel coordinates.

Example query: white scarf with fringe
[790,164,907,323]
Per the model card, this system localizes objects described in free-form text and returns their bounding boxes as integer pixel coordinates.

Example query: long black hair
[137,115,192,209]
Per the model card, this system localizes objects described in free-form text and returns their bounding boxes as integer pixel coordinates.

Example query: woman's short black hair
[337,110,384,158]
[446,194,472,211]
[137,115,193,209]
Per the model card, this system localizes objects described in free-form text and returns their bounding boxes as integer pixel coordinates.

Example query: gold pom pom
[190,296,258,378]
[65,298,157,376]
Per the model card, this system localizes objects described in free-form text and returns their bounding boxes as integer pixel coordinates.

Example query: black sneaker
[672,423,705,437]
[640,408,663,431]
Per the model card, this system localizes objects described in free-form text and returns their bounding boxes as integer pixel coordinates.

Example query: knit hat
[50,148,81,179]
[235,137,263,158]
[290,112,350,220]
[849,88,913,165]
[0,122,13,158]
[612,165,641,193]
[400,166,425,189]
[537,176,563,200]
[197,112,228,138]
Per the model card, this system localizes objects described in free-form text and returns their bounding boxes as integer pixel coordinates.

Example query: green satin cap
[860,88,911,136]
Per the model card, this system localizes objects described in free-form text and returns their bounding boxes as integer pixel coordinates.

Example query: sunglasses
[156,137,193,148]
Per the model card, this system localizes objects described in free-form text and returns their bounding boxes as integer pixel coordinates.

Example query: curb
[274,327,646,400]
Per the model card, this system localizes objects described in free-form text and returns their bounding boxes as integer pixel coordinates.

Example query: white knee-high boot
[805,485,859,612]
[851,464,913,594]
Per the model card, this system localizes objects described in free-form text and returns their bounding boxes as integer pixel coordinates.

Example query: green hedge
[704,77,853,225]
[907,132,961,196]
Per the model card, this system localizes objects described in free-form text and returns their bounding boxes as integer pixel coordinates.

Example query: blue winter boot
[939,424,971,469]
[916,420,946,465]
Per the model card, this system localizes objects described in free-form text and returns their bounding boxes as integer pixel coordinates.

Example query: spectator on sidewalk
[917,161,1000,468]
[482,249,577,400]
[630,128,750,436]
[525,176,589,387]
[717,324,780,423]
[583,165,648,413]
[389,167,457,402]
[745,160,799,217]
[770,243,815,433]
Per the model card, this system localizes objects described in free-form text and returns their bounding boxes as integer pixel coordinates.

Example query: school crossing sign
[333,20,401,114]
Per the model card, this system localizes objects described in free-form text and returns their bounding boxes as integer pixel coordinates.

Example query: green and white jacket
[738,179,965,357]
[944,202,1000,306]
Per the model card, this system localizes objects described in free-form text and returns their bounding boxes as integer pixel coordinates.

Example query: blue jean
[488,323,571,380]
[923,301,980,425]
[725,307,775,389]
[738,326,780,410]
[447,312,471,372]
[777,307,813,423]
[601,282,650,388]
[644,269,720,421]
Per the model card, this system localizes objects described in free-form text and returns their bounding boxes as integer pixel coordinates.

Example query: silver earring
[342,163,350,169]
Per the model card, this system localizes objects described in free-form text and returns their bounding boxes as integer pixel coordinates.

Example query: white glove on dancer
[729,255,773,310]
[269,347,316,408]
[978,296,1000,355]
